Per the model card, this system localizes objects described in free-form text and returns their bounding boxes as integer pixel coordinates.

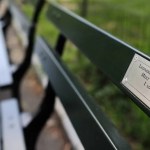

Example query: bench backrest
[48,2,150,115]
[6,0,150,149]
[46,3,150,116]
[34,2,150,149]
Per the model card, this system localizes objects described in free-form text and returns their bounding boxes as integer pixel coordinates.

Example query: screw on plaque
[123,77,128,83]
[134,55,138,61]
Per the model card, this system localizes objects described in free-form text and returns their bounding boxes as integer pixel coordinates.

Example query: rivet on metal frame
[134,55,138,62]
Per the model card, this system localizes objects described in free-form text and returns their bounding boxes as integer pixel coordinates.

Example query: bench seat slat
[0,22,12,87]
[1,98,26,150]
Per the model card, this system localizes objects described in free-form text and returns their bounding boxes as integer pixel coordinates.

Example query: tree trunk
[80,0,88,17]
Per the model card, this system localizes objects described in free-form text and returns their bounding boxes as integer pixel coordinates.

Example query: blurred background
[16,0,150,149]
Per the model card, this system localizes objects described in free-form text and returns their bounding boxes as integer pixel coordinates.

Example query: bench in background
[0,0,45,150]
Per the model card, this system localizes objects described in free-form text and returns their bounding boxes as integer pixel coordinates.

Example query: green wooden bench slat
[47,3,150,116]
[47,3,134,83]
[35,37,131,150]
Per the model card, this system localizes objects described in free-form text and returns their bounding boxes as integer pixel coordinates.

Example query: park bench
[0,0,150,150]
[0,0,45,150]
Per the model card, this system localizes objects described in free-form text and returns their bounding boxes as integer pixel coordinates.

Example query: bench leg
[24,81,56,150]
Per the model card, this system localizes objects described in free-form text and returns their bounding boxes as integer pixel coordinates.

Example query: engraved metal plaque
[122,54,150,108]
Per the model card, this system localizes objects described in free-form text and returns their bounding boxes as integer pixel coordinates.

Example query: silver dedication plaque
[122,54,150,108]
